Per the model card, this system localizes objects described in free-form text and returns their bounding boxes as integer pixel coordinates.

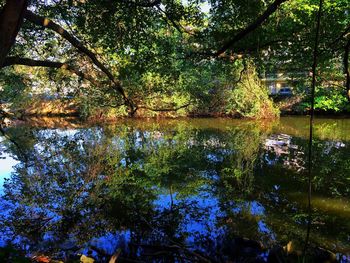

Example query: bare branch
[137,103,191,112]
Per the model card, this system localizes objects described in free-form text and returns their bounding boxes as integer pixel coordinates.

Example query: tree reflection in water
[0,118,349,262]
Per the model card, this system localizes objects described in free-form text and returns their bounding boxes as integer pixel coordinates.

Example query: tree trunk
[0,0,28,66]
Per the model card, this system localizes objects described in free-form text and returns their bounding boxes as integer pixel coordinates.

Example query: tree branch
[329,24,350,46]
[137,103,191,112]
[156,6,194,35]
[215,0,287,56]
[303,0,323,257]
[121,0,161,7]
[2,56,100,87]
[23,10,133,110]
[3,56,64,68]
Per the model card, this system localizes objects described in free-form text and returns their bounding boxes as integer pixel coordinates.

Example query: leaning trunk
[0,0,28,66]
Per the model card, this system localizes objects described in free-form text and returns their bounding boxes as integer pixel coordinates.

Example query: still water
[0,117,349,262]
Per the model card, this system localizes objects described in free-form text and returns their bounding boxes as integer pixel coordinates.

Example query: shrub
[301,86,350,113]
[227,63,279,119]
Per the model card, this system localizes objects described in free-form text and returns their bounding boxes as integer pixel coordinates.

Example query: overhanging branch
[3,56,65,68]
[23,10,132,108]
[215,0,287,56]
[2,56,100,86]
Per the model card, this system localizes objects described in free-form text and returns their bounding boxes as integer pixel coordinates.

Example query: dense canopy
[0,0,349,118]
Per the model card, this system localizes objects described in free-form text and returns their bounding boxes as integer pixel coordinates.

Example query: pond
[0,117,349,262]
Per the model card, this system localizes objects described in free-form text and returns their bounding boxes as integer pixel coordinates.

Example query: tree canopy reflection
[0,118,350,261]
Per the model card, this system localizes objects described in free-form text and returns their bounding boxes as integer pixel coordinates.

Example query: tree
[0,0,289,116]
[0,0,349,116]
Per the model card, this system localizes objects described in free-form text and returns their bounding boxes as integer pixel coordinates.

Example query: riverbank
[2,96,350,123]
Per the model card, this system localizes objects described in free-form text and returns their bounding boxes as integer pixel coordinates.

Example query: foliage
[301,86,350,112]
[0,246,30,263]
[0,68,26,104]
[227,62,279,119]
[1,118,350,260]
[1,0,348,118]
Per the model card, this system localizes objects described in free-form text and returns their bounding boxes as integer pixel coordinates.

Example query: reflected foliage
[0,118,350,261]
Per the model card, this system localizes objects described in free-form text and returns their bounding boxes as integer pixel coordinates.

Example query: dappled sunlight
[24,99,78,116]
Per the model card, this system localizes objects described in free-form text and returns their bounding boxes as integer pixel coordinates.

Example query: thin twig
[303,0,323,258]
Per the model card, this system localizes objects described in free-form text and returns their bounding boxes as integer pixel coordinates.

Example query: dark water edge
[0,117,350,262]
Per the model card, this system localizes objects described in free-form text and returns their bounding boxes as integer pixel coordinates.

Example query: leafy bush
[227,63,279,119]
[301,86,350,112]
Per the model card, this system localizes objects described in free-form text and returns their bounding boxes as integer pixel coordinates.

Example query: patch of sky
[153,188,225,250]
[0,138,18,194]
[181,195,225,250]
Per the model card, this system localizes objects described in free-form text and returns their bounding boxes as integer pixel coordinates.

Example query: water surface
[0,117,349,262]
